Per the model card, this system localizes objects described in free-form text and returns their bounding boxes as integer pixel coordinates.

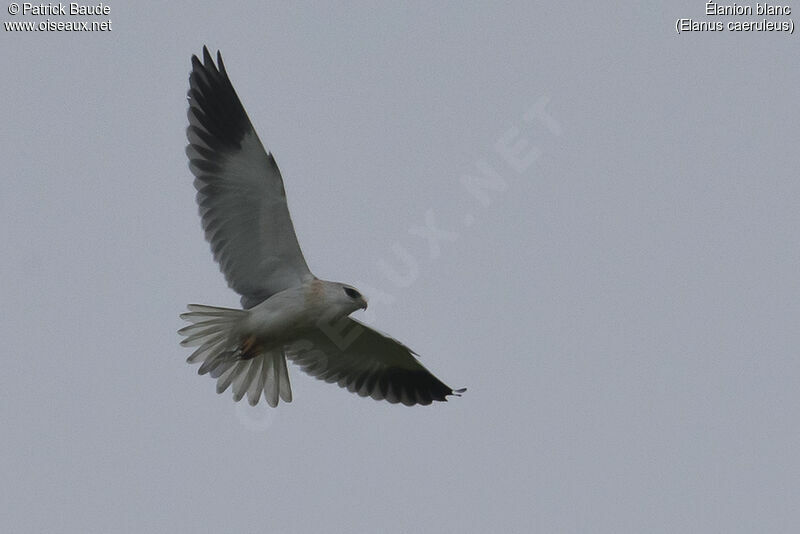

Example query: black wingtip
[192,46,222,71]
[186,46,251,154]
[452,387,467,397]
[217,50,227,75]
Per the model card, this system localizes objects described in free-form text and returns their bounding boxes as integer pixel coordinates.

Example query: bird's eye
[343,287,361,299]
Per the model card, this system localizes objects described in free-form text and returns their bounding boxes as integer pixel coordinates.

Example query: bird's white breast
[240,280,329,346]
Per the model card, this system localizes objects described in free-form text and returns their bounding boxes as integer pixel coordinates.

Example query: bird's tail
[178,304,293,407]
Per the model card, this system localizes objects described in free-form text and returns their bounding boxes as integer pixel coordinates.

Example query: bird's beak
[360,298,368,310]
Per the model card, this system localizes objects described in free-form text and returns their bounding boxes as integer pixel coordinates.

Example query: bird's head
[321,281,368,316]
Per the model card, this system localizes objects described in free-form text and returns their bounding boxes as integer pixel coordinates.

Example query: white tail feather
[187,334,227,363]
[277,352,293,403]
[232,360,255,402]
[263,353,278,407]
[216,363,239,394]
[246,358,265,406]
[178,304,292,406]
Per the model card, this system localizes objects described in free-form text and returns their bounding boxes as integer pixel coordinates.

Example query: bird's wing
[186,47,313,308]
[285,318,465,406]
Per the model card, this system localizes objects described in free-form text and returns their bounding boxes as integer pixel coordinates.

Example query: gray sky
[2,1,799,532]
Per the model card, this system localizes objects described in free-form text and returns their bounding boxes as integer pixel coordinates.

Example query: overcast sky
[2,1,799,532]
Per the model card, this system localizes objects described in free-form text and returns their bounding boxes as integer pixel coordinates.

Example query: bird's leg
[236,334,263,360]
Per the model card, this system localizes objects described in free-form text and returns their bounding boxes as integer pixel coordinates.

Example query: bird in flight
[179,46,465,407]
